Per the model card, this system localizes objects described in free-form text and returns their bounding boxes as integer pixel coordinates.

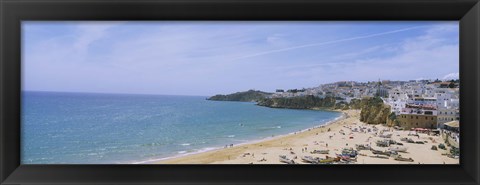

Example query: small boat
[279,155,295,164]
[301,156,319,164]
[388,146,408,152]
[325,155,341,162]
[355,144,371,151]
[394,156,414,162]
[311,149,329,154]
[438,144,446,150]
[318,157,337,164]
[370,149,391,156]
[379,133,392,138]
[408,133,419,137]
[336,154,357,162]
[376,140,390,147]
[370,155,389,159]
[341,148,358,157]
[387,139,397,145]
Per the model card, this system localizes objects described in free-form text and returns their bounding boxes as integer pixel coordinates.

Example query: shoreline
[147,110,349,164]
[150,109,459,164]
[135,110,346,164]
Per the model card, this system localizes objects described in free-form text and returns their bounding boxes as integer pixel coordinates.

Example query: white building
[437,108,458,128]
[386,88,409,115]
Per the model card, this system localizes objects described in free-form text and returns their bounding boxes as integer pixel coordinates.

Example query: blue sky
[22,21,459,96]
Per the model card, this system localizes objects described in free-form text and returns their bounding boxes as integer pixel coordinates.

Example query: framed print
[1,0,479,184]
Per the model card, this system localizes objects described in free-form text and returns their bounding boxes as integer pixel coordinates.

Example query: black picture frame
[1,0,479,184]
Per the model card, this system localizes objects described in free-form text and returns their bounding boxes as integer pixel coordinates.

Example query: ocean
[21,91,342,164]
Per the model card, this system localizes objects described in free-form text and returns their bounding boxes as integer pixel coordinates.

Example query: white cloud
[277,23,459,84]
[266,33,289,47]
[232,26,426,61]
[330,45,385,60]
[74,24,110,50]
[443,72,459,80]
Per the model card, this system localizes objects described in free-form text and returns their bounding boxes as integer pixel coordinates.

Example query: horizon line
[22,90,210,97]
[23,78,459,97]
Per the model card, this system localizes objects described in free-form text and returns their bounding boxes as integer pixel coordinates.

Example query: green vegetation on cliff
[334,102,350,110]
[209,90,392,120]
[386,112,400,127]
[348,99,363,109]
[207,90,273,102]
[359,97,391,125]
[256,95,336,109]
[329,98,365,110]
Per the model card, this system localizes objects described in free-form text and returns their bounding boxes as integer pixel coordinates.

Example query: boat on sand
[279,155,295,164]
[388,146,408,152]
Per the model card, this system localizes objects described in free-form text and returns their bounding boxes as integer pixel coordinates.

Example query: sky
[22,21,459,96]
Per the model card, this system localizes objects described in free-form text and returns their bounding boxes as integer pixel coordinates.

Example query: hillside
[256,95,337,109]
[359,97,391,125]
[207,90,273,102]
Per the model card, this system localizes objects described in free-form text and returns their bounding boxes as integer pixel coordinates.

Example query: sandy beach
[153,109,459,164]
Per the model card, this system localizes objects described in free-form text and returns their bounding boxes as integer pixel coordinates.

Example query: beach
[154,109,459,164]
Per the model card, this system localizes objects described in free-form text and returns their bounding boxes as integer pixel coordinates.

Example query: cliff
[256,95,336,109]
[207,90,273,102]
[359,97,391,125]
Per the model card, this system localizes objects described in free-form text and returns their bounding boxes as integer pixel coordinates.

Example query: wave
[141,142,164,147]
[132,147,220,164]
[258,125,282,131]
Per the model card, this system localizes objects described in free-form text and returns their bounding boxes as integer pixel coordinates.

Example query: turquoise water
[21,91,341,164]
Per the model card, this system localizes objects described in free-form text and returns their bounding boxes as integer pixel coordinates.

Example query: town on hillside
[272,79,460,148]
